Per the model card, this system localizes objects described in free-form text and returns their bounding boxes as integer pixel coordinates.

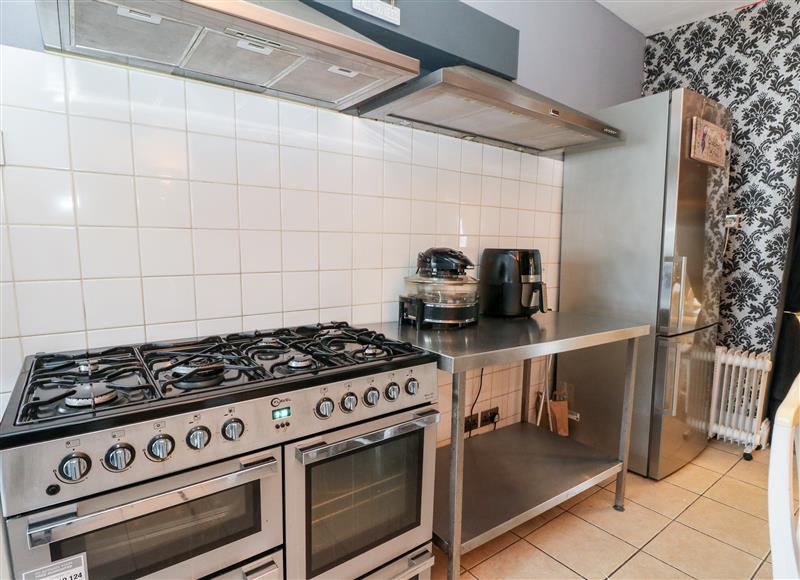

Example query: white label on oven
[22,553,87,580]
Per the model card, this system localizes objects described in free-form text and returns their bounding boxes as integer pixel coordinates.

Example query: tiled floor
[432,439,777,579]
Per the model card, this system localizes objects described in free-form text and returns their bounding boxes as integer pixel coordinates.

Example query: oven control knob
[222,418,245,441]
[315,397,335,419]
[405,378,420,395]
[341,393,358,412]
[187,426,212,450]
[385,382,401,401]
[104,444,134,472]
[147,434,175,461]
[58,452,91,482]
[364,387,380,407]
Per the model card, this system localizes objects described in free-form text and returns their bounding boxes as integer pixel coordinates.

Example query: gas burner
[288,356,314,369]
[64,383,118,408]
[78,360,99,373]
[167,361,227,390]
[363,345,385,358]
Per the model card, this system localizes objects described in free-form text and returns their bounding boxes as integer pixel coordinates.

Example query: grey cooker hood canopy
[358,65,622,154]
[34,0,419,110]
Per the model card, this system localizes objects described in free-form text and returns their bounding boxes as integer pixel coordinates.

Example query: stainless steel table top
[375,312,651,372]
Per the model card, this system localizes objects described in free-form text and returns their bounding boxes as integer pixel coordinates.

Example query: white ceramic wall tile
[65,58,129,122]
[15,280,84,335]
[237,140,279,187]
[242,273,282,315]
[1,338,24,390]
[142,276,195,324]
[0,48,563,407]
[3,167,74,225]
[281,231,318,271]
[9,226,80,281]
[0,106,70,169]
[136,178,191,227]
[319,152,353,194]
[79,228,140,278]
[83,278,143,329]
[280,146,318,191]
[188,133,236,183]
[282,271,318,311]
[132,125,188,179]
[69,116,133,174]
[139,228,193,276]
[235,92,278,143]
[195,274,241,319]
[238,186,281,230]
[0,46,65,113]
[186,82,235,137]
[193,229,240,274]
[74,173,136,227]
[319,270,351,308]
[130,70,186,130]
[319,233,353,270]
[318,110,352,155]
[190,182,238,228]
[281,189,318,231]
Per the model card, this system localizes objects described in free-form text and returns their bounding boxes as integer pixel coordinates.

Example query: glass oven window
[307,429,424,578]
[51,482,261,580]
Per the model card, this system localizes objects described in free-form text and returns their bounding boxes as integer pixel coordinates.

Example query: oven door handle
[295,410,440,465]
[27,454,278,548]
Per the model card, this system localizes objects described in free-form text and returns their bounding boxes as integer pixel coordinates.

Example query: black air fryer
[479,249,548,317]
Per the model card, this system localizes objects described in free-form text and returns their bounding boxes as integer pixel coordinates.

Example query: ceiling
[596,0,747,36]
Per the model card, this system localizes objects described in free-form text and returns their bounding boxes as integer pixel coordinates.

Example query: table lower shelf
[433,422,622,552]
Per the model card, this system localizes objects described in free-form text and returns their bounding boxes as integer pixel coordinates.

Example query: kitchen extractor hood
[358,66,622,153]
[34,0,419,110]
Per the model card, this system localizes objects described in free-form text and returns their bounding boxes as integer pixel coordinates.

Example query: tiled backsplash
[0,46,563,427]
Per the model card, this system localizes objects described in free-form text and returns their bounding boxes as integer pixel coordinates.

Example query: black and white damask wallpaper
[642,0,800,352]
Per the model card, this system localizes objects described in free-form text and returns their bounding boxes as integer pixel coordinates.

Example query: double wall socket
[464,413,479,432]
[480,407,500,426]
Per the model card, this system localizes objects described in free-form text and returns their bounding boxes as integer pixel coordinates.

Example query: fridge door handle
[669,256,688,333]
[663,342,684,417]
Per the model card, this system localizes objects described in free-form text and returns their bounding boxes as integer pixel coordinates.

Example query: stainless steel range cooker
[0,322,439,580]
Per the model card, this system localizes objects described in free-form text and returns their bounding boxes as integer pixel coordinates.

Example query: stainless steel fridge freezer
[557,88,731,479]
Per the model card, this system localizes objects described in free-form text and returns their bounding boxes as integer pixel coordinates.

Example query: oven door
[285,407,439,579]
[7,449,282,580]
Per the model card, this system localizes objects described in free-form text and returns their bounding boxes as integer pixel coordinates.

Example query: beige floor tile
[751,448,770,464]
[611,552,691,579]
[570,488,670,548]
[618,472,699,518]
[525,512,636,579]
[728,459,770,489]
[511,507,563,538]
[431,546,468,580]
[677,497,770,558]
[692,447,741,473]
[601,475,618,487]
[644,522,760,579]
[708,438,744,455]
[666,463,722,494]
[704,476,768,520]
[470,540,581,579]
[559,485,601,509]
[460,532,518,569]
[754,559,772,579]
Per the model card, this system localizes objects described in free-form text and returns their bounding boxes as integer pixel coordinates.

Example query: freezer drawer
[649,325,717,479]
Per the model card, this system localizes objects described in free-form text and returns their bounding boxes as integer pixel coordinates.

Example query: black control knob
[364,387,380,407]
[405,378,420,395]
[104,444,134,472]
[58,452,91,482]
[341,393,358,412]
[222,418,245,441]
[385,382,400,401]
[147,434,175,461]
[186,426,212,450]
[315,397,335,419]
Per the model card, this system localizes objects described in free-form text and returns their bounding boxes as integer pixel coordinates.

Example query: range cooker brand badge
[271,397,291,407]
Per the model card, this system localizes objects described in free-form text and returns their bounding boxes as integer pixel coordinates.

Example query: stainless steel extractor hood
[35,0,419,110]
[358,66,622,153]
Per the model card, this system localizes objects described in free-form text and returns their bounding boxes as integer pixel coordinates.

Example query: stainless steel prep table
[376,313,651,579]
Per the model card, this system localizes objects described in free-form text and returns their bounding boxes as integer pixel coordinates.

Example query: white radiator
[708,346,772,455]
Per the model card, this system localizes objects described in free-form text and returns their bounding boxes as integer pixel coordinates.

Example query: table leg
[521,359,532,423]
[448,371,467,579]
[615,337,639,511]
